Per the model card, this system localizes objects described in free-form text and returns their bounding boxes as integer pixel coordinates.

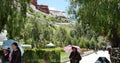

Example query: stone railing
[111,48,120,63]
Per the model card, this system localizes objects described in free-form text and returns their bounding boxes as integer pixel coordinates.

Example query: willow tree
[0,0,30,39]
[68,0,120,47]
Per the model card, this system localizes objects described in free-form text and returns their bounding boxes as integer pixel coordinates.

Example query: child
[2,47,10,63]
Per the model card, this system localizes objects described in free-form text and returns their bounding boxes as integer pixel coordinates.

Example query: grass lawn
[40,47,70,62]
[61,52,70,62]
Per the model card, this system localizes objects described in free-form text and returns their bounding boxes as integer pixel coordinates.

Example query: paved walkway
[66,50,111,63]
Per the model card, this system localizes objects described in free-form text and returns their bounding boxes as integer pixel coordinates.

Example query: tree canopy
[0,0,105,49]
[0,0,30,39]
[68,0,120,47]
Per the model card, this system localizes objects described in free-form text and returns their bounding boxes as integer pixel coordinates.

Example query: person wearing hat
[1,46,10,63]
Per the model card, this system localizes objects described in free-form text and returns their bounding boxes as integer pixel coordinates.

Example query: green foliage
[79,36,88,48]
[89,37,97,49]
[23,49,39,63]
[56,27,67,46]
[68,0,120,47]
[0,0,102,49]
[22,18,99,49]
[23,49,60,63]
[0,49,61,63]
[0,0,30,39]
[22,17,49,48]
[0,49,59,63]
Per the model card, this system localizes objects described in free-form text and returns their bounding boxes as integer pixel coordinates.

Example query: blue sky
[37,0,69,12]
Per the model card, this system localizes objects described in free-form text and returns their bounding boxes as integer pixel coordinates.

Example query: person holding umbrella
[69,47,82,63]
[2,39,24,56]
[10,43,21,63]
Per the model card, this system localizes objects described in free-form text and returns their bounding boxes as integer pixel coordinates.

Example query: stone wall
[111,48,120,63]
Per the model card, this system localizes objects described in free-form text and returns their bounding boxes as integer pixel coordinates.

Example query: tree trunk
[109,27,120,63]
[109,26,120,47]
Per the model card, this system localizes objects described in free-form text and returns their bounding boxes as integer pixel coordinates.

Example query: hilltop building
[31,0,49,14]
[31,0,65,17]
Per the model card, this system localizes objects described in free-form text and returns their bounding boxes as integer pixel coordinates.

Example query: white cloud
[49,7,63,11]
[49,7,57,10]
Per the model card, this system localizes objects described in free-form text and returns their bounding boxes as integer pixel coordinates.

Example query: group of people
[2,42,21,63]
[1,42,111,63]
[2,44,81,63]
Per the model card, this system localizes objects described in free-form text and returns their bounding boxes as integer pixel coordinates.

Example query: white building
[50,10,65,17]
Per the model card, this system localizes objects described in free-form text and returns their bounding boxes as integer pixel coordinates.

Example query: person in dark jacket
[10,43,21,63]
[69,47,82,63]
[2,48,10,63]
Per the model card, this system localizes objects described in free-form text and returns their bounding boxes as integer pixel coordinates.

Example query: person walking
[106,45,112,61]
[1,47,10,63]
[10,43,21,63]
[69,47,82,63]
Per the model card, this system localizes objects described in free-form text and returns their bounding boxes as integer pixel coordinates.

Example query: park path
[66,50,111,63]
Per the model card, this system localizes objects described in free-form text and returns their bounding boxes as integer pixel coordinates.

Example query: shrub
[23,49,40,63]
[36,49,60,63]
[0,49,61,63]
